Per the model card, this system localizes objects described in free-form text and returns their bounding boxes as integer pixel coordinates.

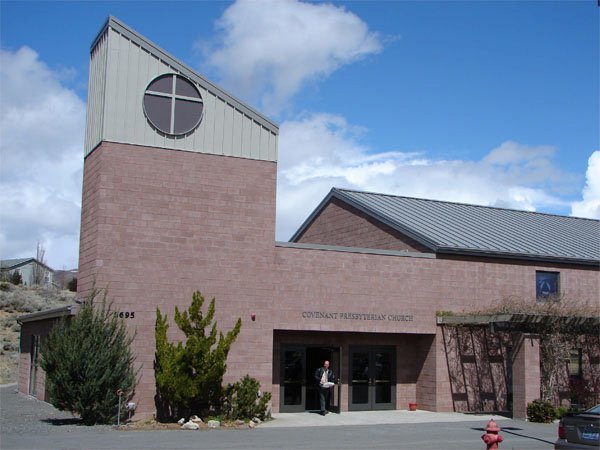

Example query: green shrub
[9,271,22,286]
[556,405,569,419]
[527,399,557,423]
[223,375,271,421]
[40,287,138,425]
[155,291,241,421]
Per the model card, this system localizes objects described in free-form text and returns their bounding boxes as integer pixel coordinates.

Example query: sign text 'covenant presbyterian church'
[301,311,414,322]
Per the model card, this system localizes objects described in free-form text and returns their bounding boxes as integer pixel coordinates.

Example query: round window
[143,74,203,136]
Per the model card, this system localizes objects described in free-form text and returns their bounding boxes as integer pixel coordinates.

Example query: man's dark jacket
[314,367,335,386]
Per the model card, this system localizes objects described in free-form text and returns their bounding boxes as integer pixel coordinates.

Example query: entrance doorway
[280,345,341,413]
[349,346,396,410]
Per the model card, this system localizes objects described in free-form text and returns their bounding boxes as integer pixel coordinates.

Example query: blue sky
[1,0,598,269]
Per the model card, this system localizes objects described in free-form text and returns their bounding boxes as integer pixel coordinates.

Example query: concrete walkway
[262,409,512,428]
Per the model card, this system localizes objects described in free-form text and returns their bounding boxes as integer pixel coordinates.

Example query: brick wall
[73,141,599,418]
[78,142,278,418]
[512,333,541,419]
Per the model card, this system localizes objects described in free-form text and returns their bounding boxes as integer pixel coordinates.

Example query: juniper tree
[155,291,241,421]
[40,288,137,425]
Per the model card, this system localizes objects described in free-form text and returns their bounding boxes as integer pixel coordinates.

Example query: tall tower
[79,17,279,417]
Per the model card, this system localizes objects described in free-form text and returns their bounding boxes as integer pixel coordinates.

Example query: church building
[18,17,599,420]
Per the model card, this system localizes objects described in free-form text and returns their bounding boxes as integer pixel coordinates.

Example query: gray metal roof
[292,188,600,266]
[1,258,34,270]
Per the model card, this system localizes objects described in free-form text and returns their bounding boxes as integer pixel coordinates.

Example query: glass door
[280,346,305,412]
[281,345,342,413]
[349,346,395,410]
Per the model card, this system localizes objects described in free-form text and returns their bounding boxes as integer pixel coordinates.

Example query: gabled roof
[0,258,54,272]
[291,188,600,266]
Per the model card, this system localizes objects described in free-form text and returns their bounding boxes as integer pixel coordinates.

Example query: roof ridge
[334,187,599,223]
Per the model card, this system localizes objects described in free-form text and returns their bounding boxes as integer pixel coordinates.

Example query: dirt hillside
[0,282,77,384]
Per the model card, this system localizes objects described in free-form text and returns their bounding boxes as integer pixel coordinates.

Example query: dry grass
[0,282,78,384]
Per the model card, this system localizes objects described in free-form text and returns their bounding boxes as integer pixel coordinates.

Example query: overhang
[17,305,78,324]
[437,313,600,335]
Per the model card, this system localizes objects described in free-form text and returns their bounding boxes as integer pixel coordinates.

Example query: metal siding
[213,96,226,155]
[231,108,243,157]
[191,85,207,152]
[259,126,270,161]
[133,44,149,145]
[84,29,108,156]
[103,29,119,144]
[250,120,260,159]
[222,103,234,157]
[123,39,139,145]
[269,130,278,161]
[115,32,130,142]
[88,21,278,162]
[203,92,216,154]
[242,115,252,159]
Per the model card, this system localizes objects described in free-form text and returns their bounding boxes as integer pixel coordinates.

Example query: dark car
[555,404,600,449]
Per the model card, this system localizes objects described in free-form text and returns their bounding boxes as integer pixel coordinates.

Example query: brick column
[512,332,540,419]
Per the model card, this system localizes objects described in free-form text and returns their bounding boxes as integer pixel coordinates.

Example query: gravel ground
[0,384,114,434]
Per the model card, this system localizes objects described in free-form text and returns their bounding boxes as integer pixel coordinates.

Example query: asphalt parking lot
[1,384,557,450]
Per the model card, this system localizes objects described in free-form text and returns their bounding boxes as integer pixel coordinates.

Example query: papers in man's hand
[322,382,334,388]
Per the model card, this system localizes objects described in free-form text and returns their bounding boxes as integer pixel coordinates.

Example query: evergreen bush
[527,398,557,423]
[155,291,241,421]
[9,271,22,286]
[40,287,137,425]
[223,375,271,421]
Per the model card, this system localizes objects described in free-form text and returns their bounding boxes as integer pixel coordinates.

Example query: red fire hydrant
[481,418,503,449]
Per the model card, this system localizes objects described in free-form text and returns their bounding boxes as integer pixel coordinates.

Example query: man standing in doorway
[314,360,335,415]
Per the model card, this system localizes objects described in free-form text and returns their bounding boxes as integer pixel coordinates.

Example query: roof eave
[17,305,77,324]
[437,248,600,267]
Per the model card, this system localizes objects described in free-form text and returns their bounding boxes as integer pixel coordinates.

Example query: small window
[568,348,582,378]
[536,271,559,300]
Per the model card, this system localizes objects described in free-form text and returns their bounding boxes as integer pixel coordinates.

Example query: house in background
[0,258,54,287]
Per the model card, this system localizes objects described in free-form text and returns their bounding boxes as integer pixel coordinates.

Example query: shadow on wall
[442,326,513,414]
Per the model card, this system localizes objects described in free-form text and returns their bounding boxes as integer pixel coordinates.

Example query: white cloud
[0,46,85,269]
[276,113,575,240]
[571,151,600,219]
[201,0,382,115]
